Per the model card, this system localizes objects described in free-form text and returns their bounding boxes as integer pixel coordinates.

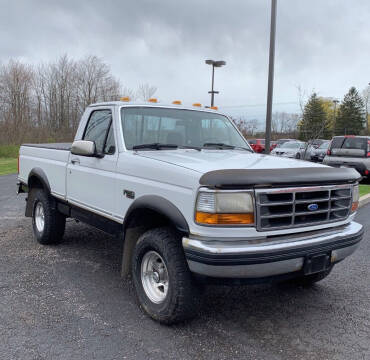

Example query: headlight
[195,191,254,225]
[351,184,359,212]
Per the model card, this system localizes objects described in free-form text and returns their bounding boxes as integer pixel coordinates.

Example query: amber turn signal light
[195,212,254,225]
[120,96,130,102]
[148,98,158,103]
[172,100,182,105]
[192,103,202,107]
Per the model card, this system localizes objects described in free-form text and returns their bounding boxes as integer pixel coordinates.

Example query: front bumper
[182,221,363,279]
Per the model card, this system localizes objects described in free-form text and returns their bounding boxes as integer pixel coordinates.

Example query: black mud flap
[303,253,331,275]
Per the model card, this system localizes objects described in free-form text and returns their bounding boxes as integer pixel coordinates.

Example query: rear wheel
[31,189,66,245]
[132,227,202,324]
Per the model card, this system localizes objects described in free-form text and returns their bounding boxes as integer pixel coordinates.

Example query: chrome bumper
[182,221,363,278]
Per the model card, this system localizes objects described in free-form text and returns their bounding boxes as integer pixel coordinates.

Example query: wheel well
[121,207,188,277]
[28,176,45,190]
[25,175,51,217]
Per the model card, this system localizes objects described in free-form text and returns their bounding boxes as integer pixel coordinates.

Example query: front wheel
[132,227,202,324]
[31,188,66,245]
[295,153,301,159]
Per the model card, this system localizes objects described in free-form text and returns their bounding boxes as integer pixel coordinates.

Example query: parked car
[271,141,307,159]
[17,101,363,324]
[323,136,370,178]
[308,139,327,149]
[247,138,265,153]
[311,141,330,162]
[275,138,296,147]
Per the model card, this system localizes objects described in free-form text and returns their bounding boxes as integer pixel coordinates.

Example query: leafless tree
[0,55,124,144]
[272,112,299,135]
[121,86,136,100]
[0,60,34,143]
[136,83,157,101]
[0,56,162,145]
[231,116,259,137]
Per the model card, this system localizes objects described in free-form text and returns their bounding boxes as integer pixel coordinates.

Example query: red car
[248,139,265,153]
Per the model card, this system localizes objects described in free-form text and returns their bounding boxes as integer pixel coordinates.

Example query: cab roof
[88,101,225,115]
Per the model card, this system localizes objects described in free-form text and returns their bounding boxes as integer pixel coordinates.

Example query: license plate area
[303,253,331,275]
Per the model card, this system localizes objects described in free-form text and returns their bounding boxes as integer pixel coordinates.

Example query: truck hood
[137,149,327,174]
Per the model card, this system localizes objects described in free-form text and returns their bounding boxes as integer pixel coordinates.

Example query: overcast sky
[1,0,369,118]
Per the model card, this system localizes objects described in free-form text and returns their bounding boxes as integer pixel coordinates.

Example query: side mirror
[71,140,96,156]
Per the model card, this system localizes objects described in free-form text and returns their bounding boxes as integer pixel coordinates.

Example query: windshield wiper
[203,142,253,152]
[132,143,178,150]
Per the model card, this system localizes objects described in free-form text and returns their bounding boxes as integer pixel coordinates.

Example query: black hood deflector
[199,167,361,189]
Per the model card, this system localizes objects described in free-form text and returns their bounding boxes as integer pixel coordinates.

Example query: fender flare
[123,195,189,234]
[25,168,52,217]
[28,167,51,193]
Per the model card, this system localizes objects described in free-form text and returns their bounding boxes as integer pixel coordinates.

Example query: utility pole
[205,60,226,107]
[365,83,370,135]
[264,0,277,154]
[333,99,339,135]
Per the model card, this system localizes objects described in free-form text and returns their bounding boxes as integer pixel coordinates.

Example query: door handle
[71,158,80,165]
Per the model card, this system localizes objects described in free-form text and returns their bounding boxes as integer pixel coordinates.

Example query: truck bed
[19,143,72,199]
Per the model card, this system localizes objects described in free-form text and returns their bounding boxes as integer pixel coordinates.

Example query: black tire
[295,153,301,159]
[290,267,333,286]
[132,227,202,324]
[31,188,66,245]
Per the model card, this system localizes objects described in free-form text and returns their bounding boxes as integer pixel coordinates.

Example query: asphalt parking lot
[1,173,370,360]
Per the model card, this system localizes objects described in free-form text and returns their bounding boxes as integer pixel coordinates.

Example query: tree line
[298,86,369,141]
[1,54,368,145]
[0,55,157,145]
[235,86,369,141]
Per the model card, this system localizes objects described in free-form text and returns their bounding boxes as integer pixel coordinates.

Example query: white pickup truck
[18,100,364,324]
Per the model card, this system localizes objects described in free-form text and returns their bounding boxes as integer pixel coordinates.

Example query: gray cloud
[1,0,369,117]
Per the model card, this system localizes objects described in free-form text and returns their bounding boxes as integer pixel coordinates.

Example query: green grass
[0,158,17,175]
[359,184,370,197]
[0,145,19,175]
[0,145,20,158]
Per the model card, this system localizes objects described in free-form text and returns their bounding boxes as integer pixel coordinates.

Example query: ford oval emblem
[307,203,319,211]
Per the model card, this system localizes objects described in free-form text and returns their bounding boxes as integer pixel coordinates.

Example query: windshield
[282,142,301,149]
[319,142,330,149]
[331,137,367,150]
[121,107,250,150]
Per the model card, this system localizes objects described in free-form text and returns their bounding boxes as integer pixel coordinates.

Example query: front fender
[123,195,189,234]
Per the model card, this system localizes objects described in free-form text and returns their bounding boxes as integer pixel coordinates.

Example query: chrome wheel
[141,251,169,304]
[35,202,45,233]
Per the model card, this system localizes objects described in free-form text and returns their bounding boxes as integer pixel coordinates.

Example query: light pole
[205,59,226,107]
[333,99,339,135]
[264,0,277,154]
[365,82,370,135]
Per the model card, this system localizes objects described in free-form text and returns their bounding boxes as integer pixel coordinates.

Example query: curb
[359,193,370,208]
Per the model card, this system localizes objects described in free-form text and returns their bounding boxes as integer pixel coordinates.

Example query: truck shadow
[60,221,343,328]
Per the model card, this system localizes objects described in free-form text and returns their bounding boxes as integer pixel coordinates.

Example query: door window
[83,110,113,154]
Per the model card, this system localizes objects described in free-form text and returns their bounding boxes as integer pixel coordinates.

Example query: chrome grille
[255,184,353,231]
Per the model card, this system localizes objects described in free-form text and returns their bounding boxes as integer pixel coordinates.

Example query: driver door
[66,108,118,218]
